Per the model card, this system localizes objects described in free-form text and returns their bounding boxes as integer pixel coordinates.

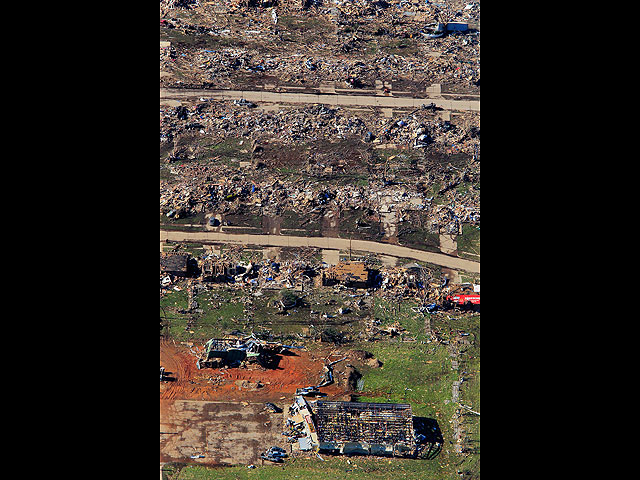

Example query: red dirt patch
[160,340,345,403]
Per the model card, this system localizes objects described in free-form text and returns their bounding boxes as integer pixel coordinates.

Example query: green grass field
[167,455,462,480]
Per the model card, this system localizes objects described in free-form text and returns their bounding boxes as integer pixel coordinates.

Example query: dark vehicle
[233,99,257,108]
[261,446,288,463]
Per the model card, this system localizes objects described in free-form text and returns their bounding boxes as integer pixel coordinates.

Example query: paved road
[160,230,480,273]
[160,88,480,112]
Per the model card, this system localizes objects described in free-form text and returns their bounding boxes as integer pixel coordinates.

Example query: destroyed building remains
[286,395,437,457]
[314,400,416,456]
[160,252,190,277]
[160,0,479,475]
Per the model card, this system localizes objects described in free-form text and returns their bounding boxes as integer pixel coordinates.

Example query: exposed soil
[160,340,346,403]
[160,339,381,465]
[160,399,285,465]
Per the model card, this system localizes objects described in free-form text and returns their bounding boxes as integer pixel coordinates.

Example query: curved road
[160,230,480,273]
[160,88,480,112]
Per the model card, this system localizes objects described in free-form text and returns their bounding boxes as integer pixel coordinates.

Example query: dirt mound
[342,365,363,390]
[347,349,383,367]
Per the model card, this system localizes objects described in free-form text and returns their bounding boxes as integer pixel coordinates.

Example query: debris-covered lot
[160,0,480,94]
[160,0,479,478]
[160,98,480,249]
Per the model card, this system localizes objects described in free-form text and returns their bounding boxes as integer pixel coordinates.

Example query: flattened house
[160,252,190,277]
[322,262,370,288]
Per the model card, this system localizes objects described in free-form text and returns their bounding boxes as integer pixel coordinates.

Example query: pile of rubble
[160,95,480,235]
[161,100,480,150]
[161,249,479,315]
[160,0,480,93]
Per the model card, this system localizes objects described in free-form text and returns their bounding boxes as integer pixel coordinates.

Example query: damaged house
[196,337,264,369]
[200,258,253,283]
[195,337,298,369]
[314,400,416,456]
[160,252,191,277]
[321,262,370,289]
[288,396,427,457]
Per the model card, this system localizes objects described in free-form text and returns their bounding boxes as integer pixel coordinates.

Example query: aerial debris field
[160,0,479,478]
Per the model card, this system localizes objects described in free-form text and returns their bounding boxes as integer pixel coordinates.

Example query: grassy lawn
[161,288,245,342]
[168,455,460,480]
[456,224,480,261]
